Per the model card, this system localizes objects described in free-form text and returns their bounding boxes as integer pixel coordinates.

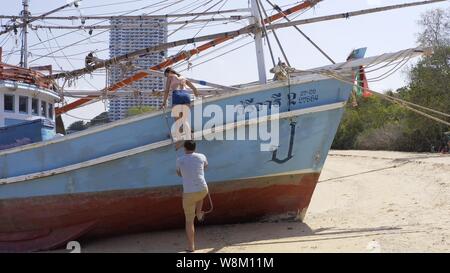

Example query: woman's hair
[164,67,180,77]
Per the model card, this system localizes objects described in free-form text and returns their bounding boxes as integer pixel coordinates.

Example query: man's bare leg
[185,219,195,252]
[173,115,184,150]
[173,108,192,150]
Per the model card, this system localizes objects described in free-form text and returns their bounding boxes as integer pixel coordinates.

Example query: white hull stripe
[0,102,344,185]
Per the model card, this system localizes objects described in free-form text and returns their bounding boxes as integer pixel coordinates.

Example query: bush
[332,96,406,150]
[355,123,405,150]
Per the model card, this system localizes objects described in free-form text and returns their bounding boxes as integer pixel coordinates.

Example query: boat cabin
[0,58,60,150]
[0,80,59,128]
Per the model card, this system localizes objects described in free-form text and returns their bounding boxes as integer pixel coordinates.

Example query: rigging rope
[366,54,413,82]
[168,0,206,15]
[41,0,153,14]
[266,0,335,64]
[3,33,17,63]
[313,69,450,126]
[258,0,291,66]
[0,31,11,47]
[173,35,250,70]
[36,0,212,68]
[172,0,226,59]
[179,40,254,71]
[7,0,174,61]
[47,28,101,92]
[63,112,110,122]
[168,0,216,38]
[61,0,185,17]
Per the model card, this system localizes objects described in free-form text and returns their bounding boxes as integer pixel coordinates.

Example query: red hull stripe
[0,172,319,252]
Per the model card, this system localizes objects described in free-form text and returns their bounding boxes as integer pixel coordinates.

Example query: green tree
[333,8,450,152]
[395,8,450,151]
[86,111,110,127]
[67,120,87,131]
[127,106,157,117]
[417,8,450,47]
[395,46,450,151]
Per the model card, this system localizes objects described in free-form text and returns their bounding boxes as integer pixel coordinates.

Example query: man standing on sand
[176,140,209,252]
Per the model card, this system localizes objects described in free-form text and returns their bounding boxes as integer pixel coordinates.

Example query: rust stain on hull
[0,172,320,252]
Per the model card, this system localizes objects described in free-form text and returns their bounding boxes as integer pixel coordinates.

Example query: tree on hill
[66,111,111,132]
[86,111,110,127]
[67,120,87,131]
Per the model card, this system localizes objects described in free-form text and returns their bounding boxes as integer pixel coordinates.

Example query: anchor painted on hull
[271,121,296,164]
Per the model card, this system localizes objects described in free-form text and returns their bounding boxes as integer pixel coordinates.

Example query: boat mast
[19,0,29,68]
[250,0,267,84]
[1,0,81,67]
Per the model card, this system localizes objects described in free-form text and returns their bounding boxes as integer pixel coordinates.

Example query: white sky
[1,0,449,126]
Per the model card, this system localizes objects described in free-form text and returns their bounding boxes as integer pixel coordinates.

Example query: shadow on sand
[70,214,422,253]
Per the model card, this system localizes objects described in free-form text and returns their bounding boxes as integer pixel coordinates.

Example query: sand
[62,150,450,253]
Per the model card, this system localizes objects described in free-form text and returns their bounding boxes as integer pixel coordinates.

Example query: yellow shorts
[182,190,208,222]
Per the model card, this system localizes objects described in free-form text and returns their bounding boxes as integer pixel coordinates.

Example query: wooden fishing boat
[0,0,442,252]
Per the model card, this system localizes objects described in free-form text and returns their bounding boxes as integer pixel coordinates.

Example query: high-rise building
[108,17,168,121]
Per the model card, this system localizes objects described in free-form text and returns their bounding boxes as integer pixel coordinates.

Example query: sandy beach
[63,150,450,253]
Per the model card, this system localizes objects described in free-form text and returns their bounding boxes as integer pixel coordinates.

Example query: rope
[171,0,226,61]
[366,53,413,82]
[36,0,153,13]
[385,95,450,118]
[10,0,174,62]
[63,112,110,122]
[29,29,109,64]
[173,35,249,70]
[258,0,291,66]
[166,0,205,15]
[319,161,411,183]
[168,0,216,38]
[0,31,11,47]
[265,0,336,64]
[57,0,182,17]
[363,49,410,72]
[3,33,17,63]
[179,40,254,71]
[323,67,450,119]
[33,28,98,96]
[204,192,214,214]
[314,69,450,127]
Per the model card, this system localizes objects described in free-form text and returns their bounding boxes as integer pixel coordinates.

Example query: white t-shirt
[176,152,208,193]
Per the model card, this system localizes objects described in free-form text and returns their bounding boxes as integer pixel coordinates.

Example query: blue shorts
[172,90,191,105]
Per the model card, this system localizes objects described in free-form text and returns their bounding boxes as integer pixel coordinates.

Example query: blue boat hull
[0,76,352,252]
